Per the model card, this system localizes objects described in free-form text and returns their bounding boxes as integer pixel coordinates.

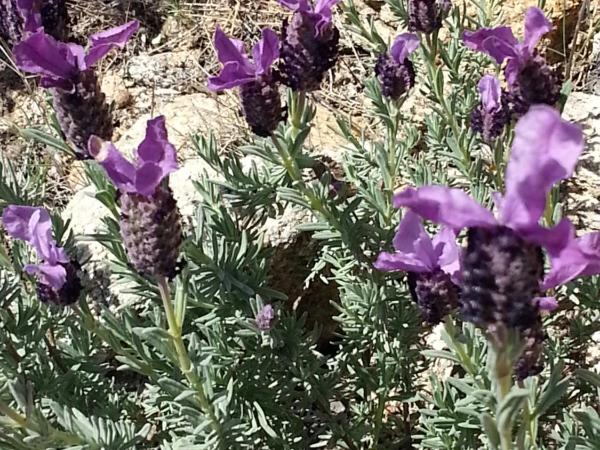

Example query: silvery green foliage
[1,1,600,449]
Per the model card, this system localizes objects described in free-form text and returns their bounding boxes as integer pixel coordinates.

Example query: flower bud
[407,269,458,325]
[239,74,284,137]
[52,70,113,158]
[119,181,183,278]
[509,53,561,115]
[280,11,340,92]
[461,226,544,331]
[36,260,82,306]
[408,0,451,34]
[514,319,545,380]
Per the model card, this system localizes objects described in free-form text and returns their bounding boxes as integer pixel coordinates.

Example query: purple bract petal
[90,117,179,197]
[213,26,253,69]
[207,62,257,91]
[13,30,78,80]
[84,20,140,69]
[252,28,280,76]
[278,0,311,11]
[478,75,502,112]
[536,296,558,312]
[2,205,67,265]
[390,33,420,63]
[393,186,497,232]
[136,116,178,169]
[463,26,518,64]
[431,226,461,283]
[88,136,136,193]
[500,105,584,230]
[24,263,67,290]
[16,0,43,33]
[523,7,551,54]
[543,229,600,290]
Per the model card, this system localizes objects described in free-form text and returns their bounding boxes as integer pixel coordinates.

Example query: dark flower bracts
[470,75,510,142]
[278,0,340,92]
[89,116,183,279]
[375,33,419,101]
[463,7,560,115]
[13,20,139,158]
[208,27,284,137]
[2,205,81,305]
[375,211,460,325]
[408,0,452,34]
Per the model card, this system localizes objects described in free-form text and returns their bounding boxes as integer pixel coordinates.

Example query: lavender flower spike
[394,105,584,332]
[463,7,560,115]
[375,33,419,100]
[208,27,283,137]
[13,20,139,157]
[89,116,183,279]
[279,0,340,92]
[408,0,452,34]
[470,75,510,142]
[255,304,276,331]
[375,210,460,324]
[2,205,81,305]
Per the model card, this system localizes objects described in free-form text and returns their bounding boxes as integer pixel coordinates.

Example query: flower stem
[290,91,307,138]
[493,340,514,450]
[156,277,225,447]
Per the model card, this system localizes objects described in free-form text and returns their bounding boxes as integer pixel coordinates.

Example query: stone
[563,91,600,231]
[101,73,132,110]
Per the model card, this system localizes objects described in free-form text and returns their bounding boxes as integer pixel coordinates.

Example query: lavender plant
[1,0,600,449]
[12,20,139,158]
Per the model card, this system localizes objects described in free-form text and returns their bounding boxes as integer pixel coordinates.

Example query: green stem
[494,343,514,450]
[290,91,307,138]
[271,135,302,181]
[370,390,388,450]
[443,316,479,378]
[156,277,225,447]
[0,399,84,446]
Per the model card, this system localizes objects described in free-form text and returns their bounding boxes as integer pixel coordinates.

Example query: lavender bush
[1,1,600,449]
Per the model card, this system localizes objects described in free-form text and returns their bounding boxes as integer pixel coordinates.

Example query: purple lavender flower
[89,116,183,279]
[542,229,600,291]
[408,0,452,34]
[278,0,340,92]
[375,33,419,100]
[2,205,81,305]
[375,210,460,324]
[393,105,584,331]
[463,7,560,115]
[255,304,276,331]
[470,75,511,142]
[13,21,139,157]
[208,27,283,137]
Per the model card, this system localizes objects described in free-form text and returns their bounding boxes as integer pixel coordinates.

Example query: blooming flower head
[394,105,584,329]
[208,27,283,137]
[255,304,276,331]
[278,0,340,92]
[463,7,559,114]
[470,75,510,142]
[13,20,139,92]
[90,117,183,278]
[375,33,419,100]
[375,210,460,324]
[408,0,452,34]
[2,205,82,305]
[88,116,178,198]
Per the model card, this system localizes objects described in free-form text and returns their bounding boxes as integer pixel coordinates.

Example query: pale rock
[100,73,132,109]
[563,91,600,231]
